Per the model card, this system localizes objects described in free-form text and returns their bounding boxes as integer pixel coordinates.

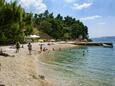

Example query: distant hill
[92,36,115,42]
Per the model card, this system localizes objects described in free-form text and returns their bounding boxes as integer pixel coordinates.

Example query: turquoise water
[39,42,115,86]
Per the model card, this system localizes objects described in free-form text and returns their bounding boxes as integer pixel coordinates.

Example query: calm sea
[38,38,115,86]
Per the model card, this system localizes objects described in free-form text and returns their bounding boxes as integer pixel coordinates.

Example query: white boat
[102,44,113,48]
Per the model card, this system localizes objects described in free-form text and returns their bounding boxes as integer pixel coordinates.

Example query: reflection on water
[38,46,115,86]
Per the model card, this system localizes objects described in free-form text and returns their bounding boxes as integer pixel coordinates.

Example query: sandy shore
[0,42,77,86]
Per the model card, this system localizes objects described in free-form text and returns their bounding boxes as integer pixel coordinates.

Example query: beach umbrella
[26,35,40,39]
[50,39,55,42]
[38,39,44,42]
[29,35,40,38]
[25,35,40,42]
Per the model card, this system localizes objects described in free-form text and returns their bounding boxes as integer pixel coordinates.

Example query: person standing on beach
[16,42,20,53]
[27,42,32,55]
[40,44,43,51]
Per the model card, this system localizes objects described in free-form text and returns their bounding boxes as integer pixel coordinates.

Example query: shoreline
[0,42,77,86]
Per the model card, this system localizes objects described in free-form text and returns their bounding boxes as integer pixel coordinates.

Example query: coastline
[0,42,77,86]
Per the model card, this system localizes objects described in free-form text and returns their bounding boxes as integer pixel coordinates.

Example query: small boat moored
[102,43,113,48]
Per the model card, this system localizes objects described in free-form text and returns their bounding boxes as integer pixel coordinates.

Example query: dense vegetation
[33,11,88,40]
[0,0,89,44]
[0,0,33,44]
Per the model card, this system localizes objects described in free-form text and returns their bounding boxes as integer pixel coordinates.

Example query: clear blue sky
[7,0,115,38]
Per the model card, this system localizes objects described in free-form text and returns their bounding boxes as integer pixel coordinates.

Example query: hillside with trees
[0,0,89,44]
[33,10,88,40]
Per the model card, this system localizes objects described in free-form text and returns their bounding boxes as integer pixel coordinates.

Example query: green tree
[40,20,52,34]
[0,0,33,44]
